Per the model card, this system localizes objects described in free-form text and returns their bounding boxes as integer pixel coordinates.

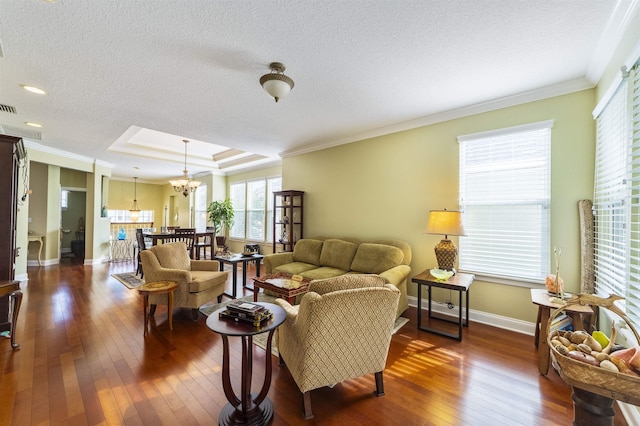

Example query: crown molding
[281,77,593,158]
[585,0,640,83]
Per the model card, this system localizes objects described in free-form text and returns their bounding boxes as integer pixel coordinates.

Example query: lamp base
[434,239,458,274]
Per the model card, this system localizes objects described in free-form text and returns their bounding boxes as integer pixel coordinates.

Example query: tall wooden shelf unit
[273,190,304,253]
[0,134,24,349]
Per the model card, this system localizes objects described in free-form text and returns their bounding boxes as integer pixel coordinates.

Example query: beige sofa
[264,237,411,317]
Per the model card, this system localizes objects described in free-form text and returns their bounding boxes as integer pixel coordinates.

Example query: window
[458,120,553,284]
[229,177,282,241]
[593,80,629,302]
[594,63,640,328]
[61,190,69,210]
[107,209,154,223]
[194,184,208,232]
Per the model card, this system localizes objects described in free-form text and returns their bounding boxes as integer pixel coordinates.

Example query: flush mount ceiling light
[259,62,294,102]
[169,139,201,197]
[20,85,47,95]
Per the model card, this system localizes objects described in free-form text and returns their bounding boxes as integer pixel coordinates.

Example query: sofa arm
[190,260,220,271]
[379,264,412,287]
[264,252,294,274]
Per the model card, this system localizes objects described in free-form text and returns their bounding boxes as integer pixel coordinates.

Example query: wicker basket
[547,293,640,405]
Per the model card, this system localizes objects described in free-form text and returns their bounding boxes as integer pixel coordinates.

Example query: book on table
[220,300,273,327]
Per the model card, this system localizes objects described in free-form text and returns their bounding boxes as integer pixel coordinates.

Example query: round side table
[138,281,177,336]
[206,302,286,426]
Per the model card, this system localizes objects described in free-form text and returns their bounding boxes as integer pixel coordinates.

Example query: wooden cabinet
[0,135,24,349]
[272,190,304,253]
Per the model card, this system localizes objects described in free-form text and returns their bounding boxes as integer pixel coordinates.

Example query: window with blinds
[626,65,640,328]
[593,79,629,302]
[458,120,553,284]
[229,177,282,241]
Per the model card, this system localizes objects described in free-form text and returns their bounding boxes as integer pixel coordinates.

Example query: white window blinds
[593,77,629,302]
[627,65,640,328]
[458,120,553,283]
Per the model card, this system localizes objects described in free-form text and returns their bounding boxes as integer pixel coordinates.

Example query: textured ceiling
[0,0,633,182]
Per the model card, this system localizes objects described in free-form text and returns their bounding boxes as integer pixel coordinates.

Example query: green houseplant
[207,198,234,248]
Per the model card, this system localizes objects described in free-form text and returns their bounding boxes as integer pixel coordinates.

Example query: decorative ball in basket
[547,293,640,406]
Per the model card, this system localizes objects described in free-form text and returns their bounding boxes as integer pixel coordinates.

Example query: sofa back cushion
[292,239,323,266]
[319,239,358,271]
[150,242,191,270]
[350,243,404,274]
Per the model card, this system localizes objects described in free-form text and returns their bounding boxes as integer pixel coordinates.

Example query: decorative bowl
[430,268,454,280]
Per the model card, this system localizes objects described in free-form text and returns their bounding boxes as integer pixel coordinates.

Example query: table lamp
[424,209,466,274]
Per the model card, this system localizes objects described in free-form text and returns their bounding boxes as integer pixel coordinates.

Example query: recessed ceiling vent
[0,104,17,114]
[0,124,42,140]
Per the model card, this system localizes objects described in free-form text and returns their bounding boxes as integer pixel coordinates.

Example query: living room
[2,1,640,424]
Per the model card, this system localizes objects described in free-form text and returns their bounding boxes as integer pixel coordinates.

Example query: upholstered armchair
[274,274,400,419]
[140,242,228,320]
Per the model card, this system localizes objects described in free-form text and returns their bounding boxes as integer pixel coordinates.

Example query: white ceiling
[0,0,635,183]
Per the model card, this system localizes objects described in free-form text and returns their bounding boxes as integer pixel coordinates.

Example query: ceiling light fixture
[169,139,201,197]
[20,85,47,95]
[129,177,141,223]
[25,122,42,128]
[260,62,294,102]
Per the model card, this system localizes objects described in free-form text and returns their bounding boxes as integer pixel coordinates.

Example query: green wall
[283,89,596,323]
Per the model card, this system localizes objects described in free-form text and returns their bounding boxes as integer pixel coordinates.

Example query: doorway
[60,189,86,261]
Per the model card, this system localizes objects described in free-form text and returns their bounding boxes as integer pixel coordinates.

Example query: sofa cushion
[300,266,348,280]
[292,239,323,266]
[152,242,191,270]
[189,270,227,292]
[319,239,358,271]
[273,262,318,275]
[350,243,404,274]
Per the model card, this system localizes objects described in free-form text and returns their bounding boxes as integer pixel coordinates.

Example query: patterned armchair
[140,242,228,320]
[274,274,400,419]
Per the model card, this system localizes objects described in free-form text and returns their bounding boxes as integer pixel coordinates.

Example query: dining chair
[194,232,214,259]
[164,228,196,258]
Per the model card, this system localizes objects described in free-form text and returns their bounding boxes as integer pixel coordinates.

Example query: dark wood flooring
[0,257,630,425]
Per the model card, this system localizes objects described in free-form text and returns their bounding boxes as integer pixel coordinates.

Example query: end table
[207,302,286,425]
[138,281,178,336]
[412,270,474,341]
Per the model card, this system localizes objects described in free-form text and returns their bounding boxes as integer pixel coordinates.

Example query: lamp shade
[424,209,465,237]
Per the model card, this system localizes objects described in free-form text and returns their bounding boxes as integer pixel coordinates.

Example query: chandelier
[169,139,201,197]
[129,176,141,222]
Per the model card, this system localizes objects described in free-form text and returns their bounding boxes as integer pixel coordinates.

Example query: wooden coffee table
[252,273,311,304]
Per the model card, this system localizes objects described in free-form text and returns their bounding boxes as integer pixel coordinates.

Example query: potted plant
[207,198,234,249]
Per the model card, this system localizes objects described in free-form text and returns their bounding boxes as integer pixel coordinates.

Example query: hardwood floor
[0,259,630,425]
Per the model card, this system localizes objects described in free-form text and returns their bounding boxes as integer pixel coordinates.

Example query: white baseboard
[407,295,535,336]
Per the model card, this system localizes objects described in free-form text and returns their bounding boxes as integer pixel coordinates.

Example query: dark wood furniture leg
[218,330,277,425]
[571,387,615,426]
[9,290,22,349]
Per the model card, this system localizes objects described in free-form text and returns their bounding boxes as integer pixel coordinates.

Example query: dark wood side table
[213,254,264,299]
[137,281,177,336]
[0,280,22,349]
[412,270,474,341]
[206,302,286,426]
